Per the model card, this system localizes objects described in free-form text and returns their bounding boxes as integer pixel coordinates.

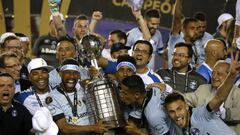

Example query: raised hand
[128,0,144,11]
[208,50,240,112]
[92,11,103,21]
[131,8,143,20]
[229,50,240,76]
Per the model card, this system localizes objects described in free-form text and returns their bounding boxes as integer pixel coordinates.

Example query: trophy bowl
[78,34,103,67]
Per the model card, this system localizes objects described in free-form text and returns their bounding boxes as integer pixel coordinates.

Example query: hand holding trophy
[79,35,126,129]
[128,0,144,11]
[48,0,61,15]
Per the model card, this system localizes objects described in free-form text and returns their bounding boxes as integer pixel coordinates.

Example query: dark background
[1,0,236,43]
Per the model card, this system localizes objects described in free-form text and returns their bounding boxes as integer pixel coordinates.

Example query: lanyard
[182,110,191,135]
[140,90,152,127]
[172,70,189,92]
[57,87,78,117]
[192,43,199,64]
[183,127,190,135]
[64,91,78,117]
[31,87,46,107]
[34,91,44,107]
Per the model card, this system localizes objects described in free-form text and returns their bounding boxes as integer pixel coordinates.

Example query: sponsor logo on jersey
[163,77,171,83]
[44,39,50,44]
[45,96,53,105]
[41,48,56,54]
[189,80,197,90]
[190,127,200,135]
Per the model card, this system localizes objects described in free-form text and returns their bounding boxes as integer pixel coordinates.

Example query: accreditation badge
[72,116,79,124]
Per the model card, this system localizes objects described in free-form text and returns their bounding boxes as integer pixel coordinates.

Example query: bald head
[204,39,224,52]
[204,39,226,60]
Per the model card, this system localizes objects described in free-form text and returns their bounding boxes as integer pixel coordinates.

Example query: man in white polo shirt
[15,58,54,115]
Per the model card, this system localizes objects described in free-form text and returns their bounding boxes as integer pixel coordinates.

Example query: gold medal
[71,116,78,124]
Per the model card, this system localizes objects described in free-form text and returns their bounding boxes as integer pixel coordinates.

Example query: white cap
[217,13,234,29]
[32,107,59,135]
[28,58,54,73]
[49,13,65,21]
[0,32,18,44]
[19,37,30,42]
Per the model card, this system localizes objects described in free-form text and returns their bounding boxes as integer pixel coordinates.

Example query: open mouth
[2,93,9,97]
[173,60,180,64]
[175,117,184,127]
[37,80,46,85]
[135,57,142,62]
[65,80,76,88]
[1,93,10,100]
[67,80,75,83]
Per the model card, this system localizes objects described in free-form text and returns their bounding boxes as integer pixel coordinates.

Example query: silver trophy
[128,0,144,11]
[79,34,126,128]
[78,34,102,69]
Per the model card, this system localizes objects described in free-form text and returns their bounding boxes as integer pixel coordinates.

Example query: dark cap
[110,42,131,54]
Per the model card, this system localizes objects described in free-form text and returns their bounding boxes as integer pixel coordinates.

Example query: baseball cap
[110,42,131,54]
[217,13,234,29]
[28,58,54,73]
[15,33,30,42]
[32,107,59,135]
[0,32,18,44]
[49,13,65,21]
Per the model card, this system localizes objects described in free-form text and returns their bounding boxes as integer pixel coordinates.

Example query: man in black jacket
[156,42,206,93]
[0,73,32,135]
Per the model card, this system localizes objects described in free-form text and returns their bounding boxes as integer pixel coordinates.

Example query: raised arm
[89,11,103,33]
[233,0,240,48]
[131,7,151,41]
[208,51,240,111]
[48,0,67,39]
[171,0,183,36]
[51,15,67,39]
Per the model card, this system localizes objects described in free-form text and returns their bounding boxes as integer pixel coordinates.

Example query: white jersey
[15,87,51,115]
[101,48,113,61]
[130,88,173,135]
[189,104,236,135]
[137,68,163,85]
[194,32,213,65]
[144,88,171,135]
[48,86,90,125]
[137,68,173,93]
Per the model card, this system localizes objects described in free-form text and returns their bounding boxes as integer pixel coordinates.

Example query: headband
[116,62,136,72]
[60,64,80,72]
